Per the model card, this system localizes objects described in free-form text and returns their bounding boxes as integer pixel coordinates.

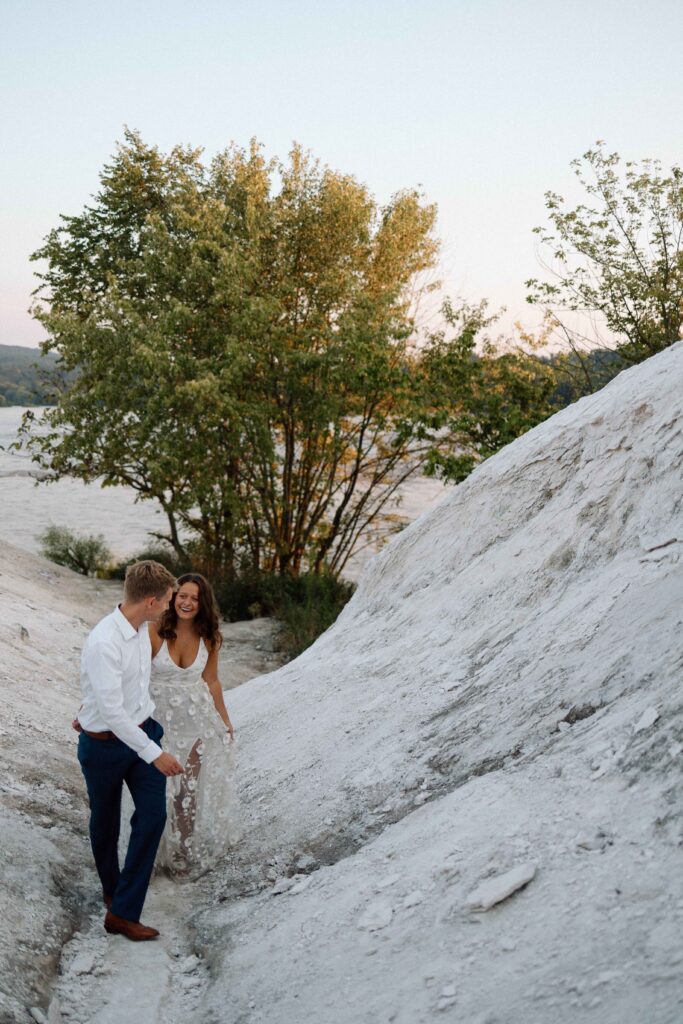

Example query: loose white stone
[288,875,313,895]
[70,951,95,975]
[179,955,200,974]
[357,899,394,931]
[465,863,537,912]
[182,976,203,991]
[634,707,659,733]
[271,876,297,895]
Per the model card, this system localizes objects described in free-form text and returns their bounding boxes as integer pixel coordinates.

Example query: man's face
[148,586,174,621]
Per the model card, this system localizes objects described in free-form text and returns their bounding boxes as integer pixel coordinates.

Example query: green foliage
[26,131,441,577]
[543,347,625,406]
[273,572,356,659]
[24,131,568,570]
[411,302,558,484]
[527,143,683,372]
[107,543,192,580]
[209,566,355,656]
[39,525,112,577]
[105,541,355,657]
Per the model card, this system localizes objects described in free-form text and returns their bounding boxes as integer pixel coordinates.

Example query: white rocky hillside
[188,341,683,1023]
[2,342,682,1023]
[0,552,115,1022]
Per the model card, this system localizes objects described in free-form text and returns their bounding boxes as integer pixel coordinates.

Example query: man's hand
[153,752,184,777]
[72,718,82,733]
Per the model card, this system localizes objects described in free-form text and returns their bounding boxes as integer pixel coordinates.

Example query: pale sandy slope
[188,341,683,1024]
[3,342,683,1023]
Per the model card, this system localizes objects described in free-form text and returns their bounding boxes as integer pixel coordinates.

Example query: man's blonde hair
[124,560,176,603]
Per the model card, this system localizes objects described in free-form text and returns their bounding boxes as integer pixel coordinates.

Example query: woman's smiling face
[175,581,200,621]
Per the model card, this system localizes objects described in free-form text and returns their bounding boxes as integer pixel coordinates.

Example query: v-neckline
[166,637,202,671]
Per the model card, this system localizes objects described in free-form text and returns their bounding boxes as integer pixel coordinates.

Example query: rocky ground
[0,548,280,1023]
[2,342,683,1023]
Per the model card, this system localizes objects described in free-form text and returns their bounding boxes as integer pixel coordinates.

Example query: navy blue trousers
[77,718,167,923]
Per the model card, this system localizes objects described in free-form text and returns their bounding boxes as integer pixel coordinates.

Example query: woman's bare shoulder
[148,621,163,657]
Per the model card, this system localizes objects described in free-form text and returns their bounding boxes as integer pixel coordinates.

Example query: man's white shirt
[79,606,162,764]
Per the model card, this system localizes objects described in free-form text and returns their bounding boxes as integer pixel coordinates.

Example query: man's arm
[85,640,163,764]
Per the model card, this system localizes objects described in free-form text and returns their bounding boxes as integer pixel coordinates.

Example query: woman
[148,573,238,876]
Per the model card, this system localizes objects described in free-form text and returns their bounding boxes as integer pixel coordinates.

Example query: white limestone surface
[2,342,683,1023]
[189,341,683,1024]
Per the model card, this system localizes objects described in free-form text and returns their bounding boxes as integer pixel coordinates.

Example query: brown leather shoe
[104,911,159,941]
[103,893,113,910]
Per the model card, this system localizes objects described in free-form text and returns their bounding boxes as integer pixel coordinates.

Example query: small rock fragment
[71,951,95,975]
[271,876,296,895]
[357,899,393,931]
[179,955,200,974]
[180,975,202,990]
[295,854,318,873]
[634,707,659,733]
[288,875,312,895]
[465,863,537,912]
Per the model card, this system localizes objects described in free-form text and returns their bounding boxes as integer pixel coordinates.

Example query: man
[75,560,184,941]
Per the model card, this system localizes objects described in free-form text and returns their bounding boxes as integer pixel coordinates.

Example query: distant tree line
[0,345,64,406]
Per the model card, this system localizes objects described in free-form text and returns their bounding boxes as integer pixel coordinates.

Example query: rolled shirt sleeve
[85,640,162,764]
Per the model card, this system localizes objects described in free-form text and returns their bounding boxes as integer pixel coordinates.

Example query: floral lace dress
[150,639,239,876]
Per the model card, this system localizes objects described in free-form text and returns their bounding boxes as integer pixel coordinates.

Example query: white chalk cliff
[1,342,682,1023]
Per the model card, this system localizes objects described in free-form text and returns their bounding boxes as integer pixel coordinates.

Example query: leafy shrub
[273,572,356,659]
[39,525,112,577]
[107,543,356,659]
[107,544,191,580]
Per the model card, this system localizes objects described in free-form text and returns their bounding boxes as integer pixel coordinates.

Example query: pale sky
[2,0,682,347]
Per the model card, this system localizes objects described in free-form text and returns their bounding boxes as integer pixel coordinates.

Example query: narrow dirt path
[46,878,207,1024]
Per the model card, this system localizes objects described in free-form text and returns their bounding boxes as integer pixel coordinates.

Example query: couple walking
[75,560,237,941]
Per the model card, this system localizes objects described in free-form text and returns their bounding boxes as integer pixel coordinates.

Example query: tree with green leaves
[39,525,112,577]
[408,301,558,484]
[526,143,683,390]
[26,132,442,575]
[25,132,558,574]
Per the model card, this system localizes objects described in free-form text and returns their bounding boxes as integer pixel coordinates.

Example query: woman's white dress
[150,639,238,876]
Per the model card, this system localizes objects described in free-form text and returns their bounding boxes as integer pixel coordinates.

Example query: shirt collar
[113,605,138,641]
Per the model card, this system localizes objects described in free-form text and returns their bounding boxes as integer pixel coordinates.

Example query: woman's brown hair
[158,573,223,650]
